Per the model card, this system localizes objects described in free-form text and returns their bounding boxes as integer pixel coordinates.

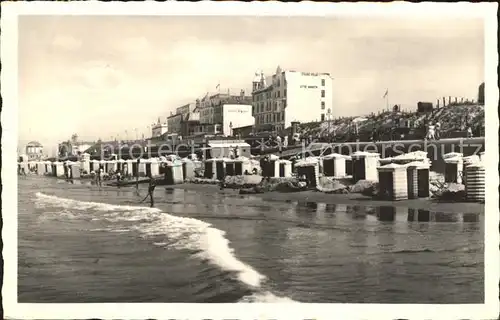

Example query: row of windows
[254,89,287,102]
[254,88,325,102]
[252,100,287,114]
[253,100,326,114]
[255,111,285,125]
[272,74,326,88]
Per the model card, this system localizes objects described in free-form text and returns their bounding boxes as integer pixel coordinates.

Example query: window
[321,114,325,121]
[321,79,325,86]
[277,91,280,98]
[321,101,325,110]
[284,89,287,97]
[321,90,325,98]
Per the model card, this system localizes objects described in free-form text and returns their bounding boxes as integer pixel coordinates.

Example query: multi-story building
[166,102,201,137]
[58,141,94,158]
[197,90,253,136]
[167,113,183,135]
[151,118,169,138]
[251,66,334,133]
[25,141,44,160]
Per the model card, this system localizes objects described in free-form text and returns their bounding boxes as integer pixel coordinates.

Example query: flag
[216,83,220,90]
[382,89,388,98]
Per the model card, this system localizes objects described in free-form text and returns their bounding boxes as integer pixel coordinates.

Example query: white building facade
[222,104,254,136]
[251,66,334,133]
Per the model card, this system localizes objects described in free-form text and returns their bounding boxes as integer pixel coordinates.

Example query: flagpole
[386,89,389,111]
[383,88,389,111]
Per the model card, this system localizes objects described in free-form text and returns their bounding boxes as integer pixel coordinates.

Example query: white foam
[35,192,266,288]
[35,192,161,213]
[153,242,169,246]
[238,291,299,303]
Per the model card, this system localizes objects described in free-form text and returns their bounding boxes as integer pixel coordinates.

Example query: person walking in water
[140,176,156,208]
[135,158,141,191]
[116,170,122,188]
[96,167,103,187]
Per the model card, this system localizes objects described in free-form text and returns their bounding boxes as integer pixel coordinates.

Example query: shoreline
[22,175,484,213]
[167,183,484,213]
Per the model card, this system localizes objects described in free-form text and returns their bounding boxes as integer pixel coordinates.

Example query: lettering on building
[300,85,318,89]
[301,72,320,76]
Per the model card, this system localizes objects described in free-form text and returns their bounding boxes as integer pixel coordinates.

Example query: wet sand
[167,183,484,213]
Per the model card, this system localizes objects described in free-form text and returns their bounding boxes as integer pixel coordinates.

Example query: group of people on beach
[425,121,441,140]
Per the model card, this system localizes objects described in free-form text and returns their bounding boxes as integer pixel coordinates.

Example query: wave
[35,192,266,289]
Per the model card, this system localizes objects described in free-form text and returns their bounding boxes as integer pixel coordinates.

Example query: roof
[184,112,200,122]
[233,124,254,130]
[208,142,250,148]
[27,141,43,147]
[378,163,406,171]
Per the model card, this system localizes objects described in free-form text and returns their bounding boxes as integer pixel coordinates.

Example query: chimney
[437,99,440,108]
[455,97,458,104]
[442,97,446,107]
[448,96,451,105]
[461,97,464,103]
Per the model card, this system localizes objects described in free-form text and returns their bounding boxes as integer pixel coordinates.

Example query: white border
[2,1,498,319]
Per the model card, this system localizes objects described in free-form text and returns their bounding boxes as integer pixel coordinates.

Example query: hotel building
[166,102,201,137]
[251,66,334,133]
[197,90,254,136]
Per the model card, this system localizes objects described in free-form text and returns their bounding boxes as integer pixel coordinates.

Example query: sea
[18,176,484,303]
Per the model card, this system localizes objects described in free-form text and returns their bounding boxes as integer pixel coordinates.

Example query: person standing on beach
[276,135,282,156]
[426,122,435,140]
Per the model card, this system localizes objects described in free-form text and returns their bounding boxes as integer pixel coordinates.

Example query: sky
[18,15,484,152]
